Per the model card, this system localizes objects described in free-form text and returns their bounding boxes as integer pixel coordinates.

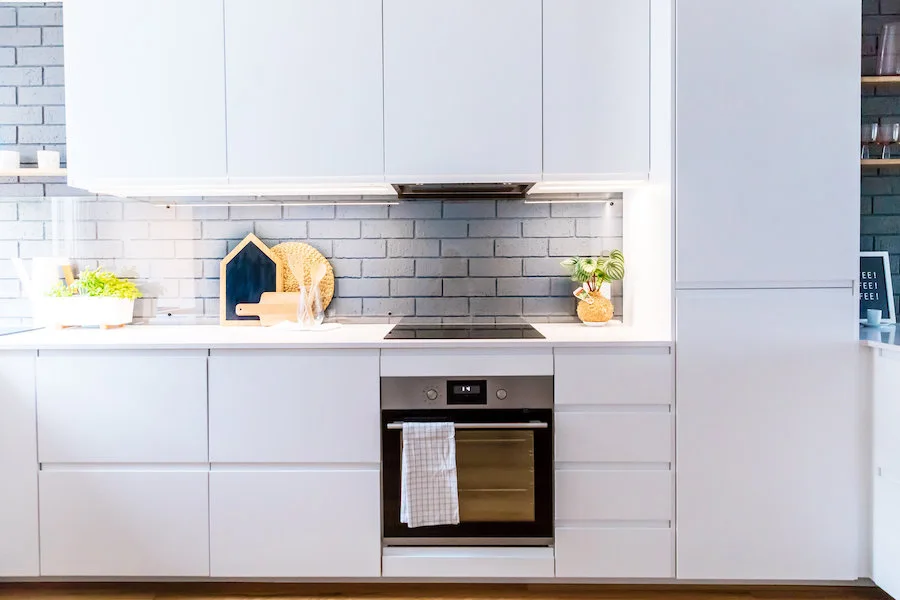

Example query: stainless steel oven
[381,376,553,546]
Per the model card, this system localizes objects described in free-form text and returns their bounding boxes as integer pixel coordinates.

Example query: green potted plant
[560,250,625,325]
[44,268,142,328]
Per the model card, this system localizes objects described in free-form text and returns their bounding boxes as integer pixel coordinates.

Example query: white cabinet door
[64,0,227,191]
[224,0,384,182]
[543,0,650,179]
[873,351,900,599]
[37,352,208,464]
[675,0,859,285]
[0,353,39,576]
[39,470,209,576]
[383,0,542,182]
[676,288,858,580]
[208,350,380,463]
[210,470,381,577]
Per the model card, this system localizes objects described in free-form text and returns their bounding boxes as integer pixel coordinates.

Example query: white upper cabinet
[64,0,227,192]
[543,0,650,180]
[675,0,860,286]
[383,0,542,182]
[224,0,384,182]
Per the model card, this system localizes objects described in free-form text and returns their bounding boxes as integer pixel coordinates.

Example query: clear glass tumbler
[878,23,900,76]
[863,123,879,159]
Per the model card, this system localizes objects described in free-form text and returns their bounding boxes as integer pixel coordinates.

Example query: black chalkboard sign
[860,252,895,323]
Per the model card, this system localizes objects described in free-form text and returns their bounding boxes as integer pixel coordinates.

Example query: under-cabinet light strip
[150,201,400,207]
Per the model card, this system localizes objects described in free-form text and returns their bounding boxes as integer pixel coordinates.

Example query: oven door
[381,408,553,546]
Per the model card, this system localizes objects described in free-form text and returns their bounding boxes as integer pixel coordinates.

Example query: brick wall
[0,2,622,324]
[863,0,900,309]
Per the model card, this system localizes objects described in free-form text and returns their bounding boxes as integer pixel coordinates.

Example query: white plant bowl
[36,297,135,328]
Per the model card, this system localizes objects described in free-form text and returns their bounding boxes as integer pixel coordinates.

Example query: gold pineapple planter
[576,290,614,325]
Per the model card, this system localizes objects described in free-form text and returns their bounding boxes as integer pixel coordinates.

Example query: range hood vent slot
[392,183,535,200]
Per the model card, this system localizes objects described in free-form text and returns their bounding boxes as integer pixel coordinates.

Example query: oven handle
[386,422,548,430]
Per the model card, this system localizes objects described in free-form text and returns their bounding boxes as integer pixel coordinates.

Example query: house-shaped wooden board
[219,233,283,326]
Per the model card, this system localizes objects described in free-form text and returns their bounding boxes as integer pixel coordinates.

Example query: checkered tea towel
[400,422,460,528]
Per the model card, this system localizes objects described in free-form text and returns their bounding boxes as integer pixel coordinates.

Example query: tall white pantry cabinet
[674,0,863,582]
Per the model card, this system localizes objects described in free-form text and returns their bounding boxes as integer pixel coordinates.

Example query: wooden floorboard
[0,584,890,600]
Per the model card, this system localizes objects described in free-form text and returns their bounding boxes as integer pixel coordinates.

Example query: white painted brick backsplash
[0,87,15,105]
[0,4,623,322]
[42,28,63,48]
[0,7,15,27]
[0,29,41,47]
[17,7,62,26]
[16,86,64,105]
[148,220,201,240]
[125,240,175,259]
[16,46,63,66]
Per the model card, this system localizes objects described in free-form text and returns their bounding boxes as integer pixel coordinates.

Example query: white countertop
[0,322,672,351]
[860,323,900,353]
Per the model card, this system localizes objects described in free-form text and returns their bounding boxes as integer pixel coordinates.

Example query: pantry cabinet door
[873,351,900,599]
[543,0,650,179]
[676,288,858,580]
[64,0,227,190]
[383,0,542,182]
[0,353,39,576]
[210,470,381,577]
[39,470,209,577]
[675,0,859,285]
[224,0,384,181]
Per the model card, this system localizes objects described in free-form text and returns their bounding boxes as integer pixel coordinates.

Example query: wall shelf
[862,76,900,85]
[0,167,67,177]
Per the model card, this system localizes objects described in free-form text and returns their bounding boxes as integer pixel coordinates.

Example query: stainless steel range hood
[392,182,535,199]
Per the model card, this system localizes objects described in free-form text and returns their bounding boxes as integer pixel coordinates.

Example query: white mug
[0,150,20,170]
[36,150,60,170]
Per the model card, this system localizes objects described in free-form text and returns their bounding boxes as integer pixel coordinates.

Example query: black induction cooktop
[384,322,545,340]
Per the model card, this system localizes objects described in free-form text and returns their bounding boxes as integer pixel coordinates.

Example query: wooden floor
[0,584,891,600]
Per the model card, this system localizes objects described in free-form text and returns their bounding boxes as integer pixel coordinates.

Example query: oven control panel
[381,376,553,410]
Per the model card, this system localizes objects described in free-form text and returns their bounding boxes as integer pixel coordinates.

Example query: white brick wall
[0,2,624,324]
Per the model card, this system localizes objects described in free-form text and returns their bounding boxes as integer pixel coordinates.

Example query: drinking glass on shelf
[863,123,879,159]
[878,122,900,159]
[879,23,900,76]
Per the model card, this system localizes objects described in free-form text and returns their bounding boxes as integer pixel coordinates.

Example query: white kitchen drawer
[381,348,553,377]
[554,348,672,406]
[39,470,209,577]
[555,412,672,463]
[210,469,381,577]
[36,352,208,463]
[555,527,673,578]
[382,547,555,579]
[555,470,672,522]
[209,350,380,463]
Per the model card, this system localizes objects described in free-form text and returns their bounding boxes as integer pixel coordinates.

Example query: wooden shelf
[862,76,900,85]
[862,159,900,166]
[0,167,67,177]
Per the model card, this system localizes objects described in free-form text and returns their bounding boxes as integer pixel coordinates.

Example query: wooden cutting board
[235,292,300,326]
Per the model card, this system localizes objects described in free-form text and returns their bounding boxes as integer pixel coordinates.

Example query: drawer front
[39,470,209,577]
[210,469,381,577]
[555,412,672,463]
[381,348,553,377]
[37,353,208,463]
[555,527,673,578]
[555,470,672,521]
[555,348,672,406]
[209,350,380,463]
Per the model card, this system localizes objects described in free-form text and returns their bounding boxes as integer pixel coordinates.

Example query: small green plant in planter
[560,250,625,325]
[46,268,142,328]
[49,268,142,299]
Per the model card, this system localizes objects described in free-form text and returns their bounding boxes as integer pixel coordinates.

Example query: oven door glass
[381,408,553,546]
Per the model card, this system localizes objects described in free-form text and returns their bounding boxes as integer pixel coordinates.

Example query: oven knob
[425,389,439,401]
[496,389,508,400]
